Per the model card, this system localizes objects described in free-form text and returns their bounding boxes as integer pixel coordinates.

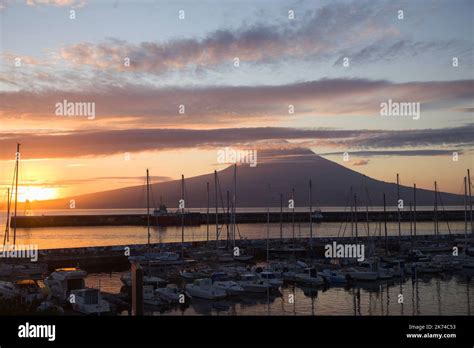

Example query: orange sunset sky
[0,0,473,203]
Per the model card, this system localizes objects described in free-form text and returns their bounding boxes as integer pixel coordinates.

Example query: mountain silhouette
[32,148,463,209]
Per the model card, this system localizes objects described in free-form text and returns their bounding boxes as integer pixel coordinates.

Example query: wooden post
[131,262,143,316]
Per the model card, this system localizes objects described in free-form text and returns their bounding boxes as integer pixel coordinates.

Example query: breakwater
[10,210,467,228]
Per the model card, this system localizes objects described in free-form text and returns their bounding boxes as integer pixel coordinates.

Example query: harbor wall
[10,210,467,228]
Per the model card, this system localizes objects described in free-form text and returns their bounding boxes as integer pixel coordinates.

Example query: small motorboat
[185,278,227,300]
[155,287,183,304]
[320,269,348,284]
[44,267,88,301]
[311,209,324,220]
[344,268,379,281]
[143,285,164,306]
[120,273,167,288]
[377,268,394,280]
[213,281,245,296]
[255,271,283,289]
[130,251,181,265]
[294,268,326,286]
[0,280,19,299]
[237,274,271,293]
[15,279,47,303]
[70,288,111,315]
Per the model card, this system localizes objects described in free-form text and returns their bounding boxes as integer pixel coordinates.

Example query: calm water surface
[86,271,474,316]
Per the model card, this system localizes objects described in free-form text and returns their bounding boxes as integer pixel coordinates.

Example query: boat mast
[396,173,401,244]
[409,203,413,248]
[468,169,473,237]
[214,170,218,248]
[365,183,370,237]
[434,181,438,237]
[233,164,237,249]
[383,193,388,254]
[181,175,186,259]
[350,186,354,238]
[206,182,210,245]
[291,188,295,244]
[13,143,20,246]
[309,180,313,253]
[266,199,270,265]
[3,188,10,244]
[413,184,417,237]
[279,193,283,244]
[464,176,468,252]
[226,190,230,246]
[354,194,358,242]
[146,169,150,246]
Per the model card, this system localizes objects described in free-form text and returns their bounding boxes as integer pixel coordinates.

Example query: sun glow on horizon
[15,186,59,202]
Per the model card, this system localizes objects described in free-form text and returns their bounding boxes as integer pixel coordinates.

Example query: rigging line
[338,187,352,238]
[183,175,189,209]
[365,182,375,239]
[456,177,467,233]
[215,172,226,239]
[229,198,243,240]
[339,186,352,237]
[147,177,162,227]
[436,184,452,235]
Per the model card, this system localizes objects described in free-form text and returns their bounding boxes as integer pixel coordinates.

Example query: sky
[0,0,473,203]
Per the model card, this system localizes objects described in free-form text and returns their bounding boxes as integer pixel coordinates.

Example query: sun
[17,187,58,202]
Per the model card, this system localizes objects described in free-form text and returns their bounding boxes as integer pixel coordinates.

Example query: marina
[0,146,473,317]
[0,232,473,316]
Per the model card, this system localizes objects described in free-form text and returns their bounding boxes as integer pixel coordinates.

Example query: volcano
[33,148,463,209]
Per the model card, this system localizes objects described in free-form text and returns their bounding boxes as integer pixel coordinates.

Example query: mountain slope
[33,148,464,209]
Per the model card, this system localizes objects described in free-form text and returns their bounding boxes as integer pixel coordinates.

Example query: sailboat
[128,169,181,264]
[1,144,47,279]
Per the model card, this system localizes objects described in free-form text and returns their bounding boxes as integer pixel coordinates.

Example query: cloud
[456,107,474,113]
[0,125,472,160]
[320,150,464,157]
[4,0,467,79]
[333,39,470,66]
[56,1,390,74]
[26,0,86,8]
[1,78,472,126]
[0,175,172,187]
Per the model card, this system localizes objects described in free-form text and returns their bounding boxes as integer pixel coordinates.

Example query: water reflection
[88,271,474,316]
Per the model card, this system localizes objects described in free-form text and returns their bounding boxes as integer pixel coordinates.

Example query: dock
[22,233,472,272]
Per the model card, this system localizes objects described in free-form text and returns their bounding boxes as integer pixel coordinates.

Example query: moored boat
[185,278,227,300]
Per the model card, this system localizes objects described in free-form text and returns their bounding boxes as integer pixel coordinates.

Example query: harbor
[0,230,473,316]
[0,146,473,317]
